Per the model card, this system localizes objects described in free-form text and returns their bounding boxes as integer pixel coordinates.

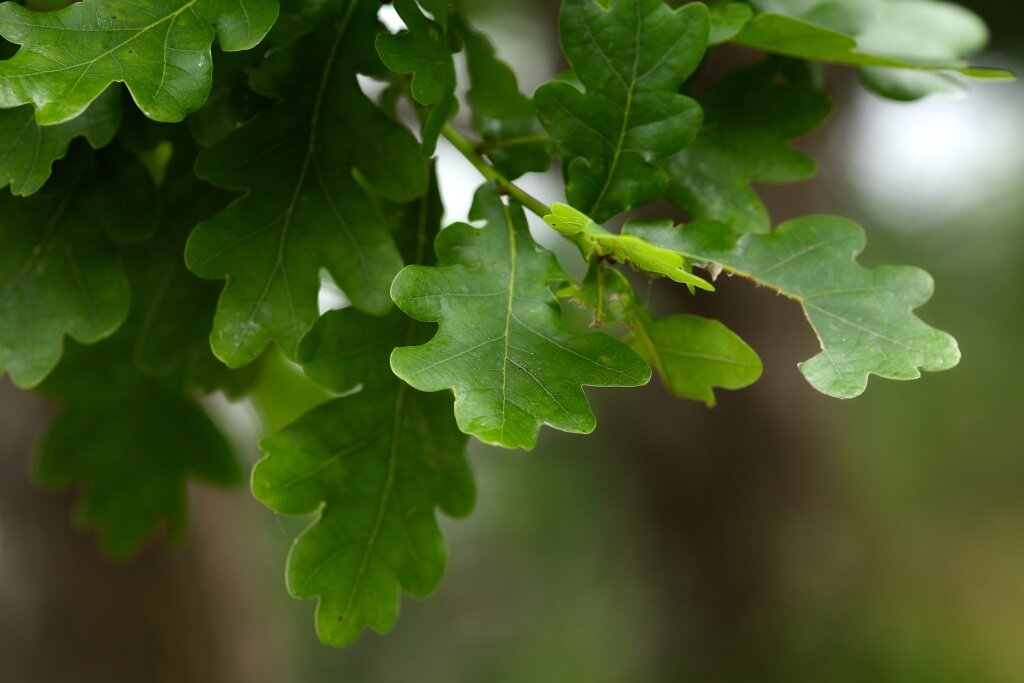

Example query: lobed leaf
[625,217,961,397]
[535,0,709,222]
[0,147,155,388]
[0,87,121,196]
[664,59,832,234]
[566,262,761,404]
[457,17,550,179]
[376,0,457,153]
[391,183,651,450]
[254,178,474,646]
[186,1,425,367]
[0,0,280,124]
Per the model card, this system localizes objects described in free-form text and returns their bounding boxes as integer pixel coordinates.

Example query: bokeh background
[2,1,1023,681]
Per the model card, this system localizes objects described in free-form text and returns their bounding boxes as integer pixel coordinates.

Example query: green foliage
[0,0,1007,648]
[0,0,279,124]
[391,184,650,450]
[254,181,475,646]
[733,0,1013,99]
[535,0,708,221]
[665,58,832,233]
[625,218,961,398]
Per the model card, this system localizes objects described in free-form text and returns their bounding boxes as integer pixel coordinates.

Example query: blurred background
[2,1,1024,681]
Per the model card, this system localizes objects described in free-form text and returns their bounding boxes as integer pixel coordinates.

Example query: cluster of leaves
[0,0,1008,646]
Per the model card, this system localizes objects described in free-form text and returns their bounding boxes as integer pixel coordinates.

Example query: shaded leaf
[254,175,474,647]
[458,17,550,179]
[187,2,425,367]
[0,146,155,388]
[0,87,121,196]
[36,333,239,557]
[665,59,831,234]
[0,0,280,124]
[534,0,709,221]
[391,183,650,450]
[377,0,456,152]
[625,217,961,397]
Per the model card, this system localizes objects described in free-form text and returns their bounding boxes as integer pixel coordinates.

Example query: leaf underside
[625,218,961,398]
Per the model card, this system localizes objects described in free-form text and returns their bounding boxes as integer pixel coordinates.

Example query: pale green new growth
[544,202,714,290]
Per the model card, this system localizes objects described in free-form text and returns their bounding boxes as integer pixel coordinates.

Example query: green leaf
[0,146,156,388]
[377,0,455,107]
[36,333,239,557]
[534,0,709,221]
[733,1,1013,99]
[376,0,457,153]
[0,0,280,124]
[709,1,753,44]
[255,308,474,646]
[624,217,961,398]
[458,18,550,179]
[0,87,121,196]
[631,311,762,405]
[391,183,651,450]
[565,262,761,404]
[543,202,714,290]
[253,175,475,647]
[187,3,425,367]
[665,59,831,234]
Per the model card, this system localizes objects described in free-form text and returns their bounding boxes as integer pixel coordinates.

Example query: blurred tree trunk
[0,380,289,683]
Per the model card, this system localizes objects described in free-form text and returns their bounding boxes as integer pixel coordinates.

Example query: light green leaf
[254,176,474,647]
[391,183,650,450]
[543,202,714,290]
[0,87,121,196]
[631,311,762,405]
[187,2,425,367]
[624,217,961,398]
[664,59,831,234]
[0,147,155,388]
[459,18,550,179]
[734,1,1013,99]
[534,0,709,221]
[0,0,280,124]
[565,262,761,404]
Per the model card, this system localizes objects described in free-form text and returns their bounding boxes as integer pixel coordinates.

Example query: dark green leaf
[0,147,155,388]
[665,59,831,233]
[0,87,121,196]
[459,18,550,179]
[37,333,239,556]
[187,2,425,367]
[534,0,709,221]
